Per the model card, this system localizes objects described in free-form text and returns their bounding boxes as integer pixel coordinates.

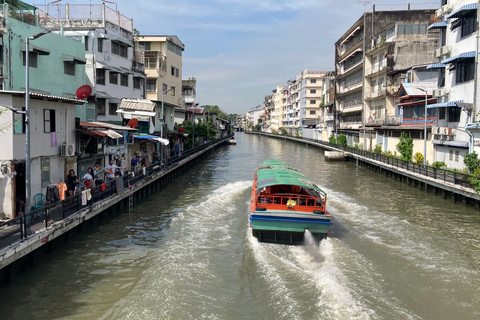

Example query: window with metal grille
[64,61,75,76]
[109,103,117,115]
[41,158,50,188]
[121,74,128,86]
[96,69,105,85]
[109,72,118,84]
[97,98,106,115]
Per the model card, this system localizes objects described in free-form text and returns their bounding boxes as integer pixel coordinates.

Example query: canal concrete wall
[247,132,480,209]
[0,137,231,284]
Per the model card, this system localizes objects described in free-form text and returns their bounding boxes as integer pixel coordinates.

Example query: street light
[418,87,428,167]
[25,30,50,228]
[191,103,199,149]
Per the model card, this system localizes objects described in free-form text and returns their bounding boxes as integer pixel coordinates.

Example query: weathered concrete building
[335,4,439,147]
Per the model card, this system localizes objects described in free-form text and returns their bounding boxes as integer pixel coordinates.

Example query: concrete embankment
[0,137,232,284]
[247,132,480,209]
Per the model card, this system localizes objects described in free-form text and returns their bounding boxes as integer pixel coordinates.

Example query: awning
[120,67,133,74]
[133,72,146,79]
[340,26,361,45]
[118,99,156,112]
[95,91,113,99]
[426,63,446,69]
[433,140,469,148]
[134,135,169,145]
[427,100,463,109]
[446,3,478,19]
[116,109,156,117]
[76,128,108,137]
[104,129,123,139]
[324,101,334,107]
[21,43,50,55]
[428,21,447,30]
[62,53,86,64]
[95,62,123,73]
[441,51,476,64]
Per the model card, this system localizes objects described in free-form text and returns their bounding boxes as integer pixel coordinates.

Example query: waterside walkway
[247,132,480,208]
[0,135,233,272]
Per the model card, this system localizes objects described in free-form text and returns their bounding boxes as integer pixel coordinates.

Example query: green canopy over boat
[255,160,326,195]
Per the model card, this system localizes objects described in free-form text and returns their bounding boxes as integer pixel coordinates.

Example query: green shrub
[463,152,480,173]
[281,128,287,135]
[396,132,413,162]
[413,152,424,164]
[373,144,382,154]
[432,161,447,169]
[329,134,336,144]
[469,167,480,194]
[383,150,394,157]
[272,129,278,134]
[337,134,347,146]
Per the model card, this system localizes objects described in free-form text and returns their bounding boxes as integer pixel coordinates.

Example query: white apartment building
[301,70,326,129]
[37,3,146,124]
[427,0,478,169]
[271,85,285,132]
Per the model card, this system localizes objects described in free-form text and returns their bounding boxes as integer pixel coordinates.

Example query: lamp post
[418,87,428,167]
[25,30,50,228]
[191,103,198,149]
[161,87,174,138]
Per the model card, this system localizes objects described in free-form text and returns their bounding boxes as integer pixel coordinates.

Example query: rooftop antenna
[359,0,370,12]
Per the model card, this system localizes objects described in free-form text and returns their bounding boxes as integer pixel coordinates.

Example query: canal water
[1,133,479,319]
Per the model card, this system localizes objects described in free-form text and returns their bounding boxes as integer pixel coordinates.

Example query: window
[310,79,316,83]
[98,38,103,52]
[139,42,151,50]
[456,59,475,83]
[121,74,129,86]
[455,151,459,162]
[96,69,105,85]
[146,79,156,92]
[309,110,316,115]
[133,77,141,89]
[145,53,157,68]
[170,86,175,95]
[398,25,405,34]
[405,24,413,34]
[310,100,316,104]
[171,66,179,77]
[13,108,25,134]
[84,36,89,51]
[64,61,75,76]
[44,109,56,133]
[109,103,117,115]
[22,51,38,68]
[97,98,106,115]
[112,41,128,58]
[109,72,118,84]
[438,107,445,120]
[461,12,476,38]
[448,107,461,122]
[310,89,316,94]
[386,26,395,40]
[41,158,50,188]
[449,150,453,161]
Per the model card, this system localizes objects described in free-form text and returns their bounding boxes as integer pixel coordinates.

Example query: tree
[203,105,228,120]
[396,132,413,161]
[463,151,480,173]
[337,134,347,146]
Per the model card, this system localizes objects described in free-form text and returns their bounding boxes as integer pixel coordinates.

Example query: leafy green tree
[373,144,382,154]
[463,151,480,173]
[329,133,336,144]
[396,132,413,161]
[469,167,480,194]
[203,105,228,120]
[337,134,347,146]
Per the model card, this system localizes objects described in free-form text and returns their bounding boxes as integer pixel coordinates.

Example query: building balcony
[385,115,402,126]
[340,104,363,114]
[365,89,386,100]
[324,114,334,122]
[338,82,363,94]
[366,64,386,77]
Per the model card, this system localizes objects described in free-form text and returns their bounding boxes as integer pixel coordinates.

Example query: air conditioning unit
[432,127,439,134]
[61,143,75,156]
[433,89,444,97]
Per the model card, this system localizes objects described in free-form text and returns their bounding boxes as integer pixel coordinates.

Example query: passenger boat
[249,159,332,245]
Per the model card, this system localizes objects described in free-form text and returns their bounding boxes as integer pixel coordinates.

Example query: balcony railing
[386,115,402,126]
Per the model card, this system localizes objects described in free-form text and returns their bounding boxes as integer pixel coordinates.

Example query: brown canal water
[0,132,479,319]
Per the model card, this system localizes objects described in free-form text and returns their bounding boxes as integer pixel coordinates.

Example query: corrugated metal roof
[119,99,156,112]
[399,82,438,97]
[79,121,137,131]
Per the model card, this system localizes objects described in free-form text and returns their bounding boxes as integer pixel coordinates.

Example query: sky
[34,0,439,114]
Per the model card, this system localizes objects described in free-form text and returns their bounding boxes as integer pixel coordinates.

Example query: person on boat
[286,198,296,207]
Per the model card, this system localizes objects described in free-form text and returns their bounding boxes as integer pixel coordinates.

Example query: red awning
[76,128,108,137]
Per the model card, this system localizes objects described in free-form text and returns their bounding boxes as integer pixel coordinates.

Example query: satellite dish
[127,118,138,129]
[76,85,92,100]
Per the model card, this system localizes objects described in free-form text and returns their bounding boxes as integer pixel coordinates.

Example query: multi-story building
[301,70,326,130]
[263,94,274,132]
[271,85,285,133]
[424,0,478,169]
[335,4,438,147]
[138,36,184,125]
[36,2,146,124]
[319,71,336,141]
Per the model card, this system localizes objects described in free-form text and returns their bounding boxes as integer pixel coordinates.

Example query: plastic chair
[32,193,45,211]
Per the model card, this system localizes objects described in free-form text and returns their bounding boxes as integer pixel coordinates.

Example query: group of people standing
[65,159,127,198]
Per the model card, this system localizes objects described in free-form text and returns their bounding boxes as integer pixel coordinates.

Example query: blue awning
[426,63,446,70]
[446,3,478,19]
[441,51,476,64]
[428,21,447,30]
[427,100,463,109]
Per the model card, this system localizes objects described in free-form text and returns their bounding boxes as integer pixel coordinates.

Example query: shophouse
[36,2,146,124]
